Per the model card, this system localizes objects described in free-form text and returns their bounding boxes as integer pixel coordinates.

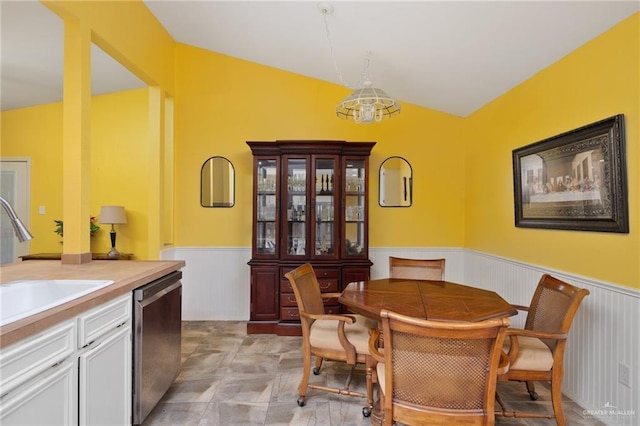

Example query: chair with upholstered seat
[369,309,510,425]
[284,263,376,417]
[388,256,446,280]
[497,274,590,426]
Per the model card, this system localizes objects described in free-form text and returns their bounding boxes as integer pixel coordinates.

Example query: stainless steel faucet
[0,196,34,242]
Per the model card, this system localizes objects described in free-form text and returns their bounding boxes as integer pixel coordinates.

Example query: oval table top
[339,278,517,322]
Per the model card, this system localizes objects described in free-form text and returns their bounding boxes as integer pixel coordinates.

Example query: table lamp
[100,205,127,258]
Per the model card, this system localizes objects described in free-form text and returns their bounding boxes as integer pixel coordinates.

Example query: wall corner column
[61,17,92,264]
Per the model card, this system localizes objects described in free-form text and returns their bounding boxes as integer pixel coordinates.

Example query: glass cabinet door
[312,157,337,259]
[344,159,367,257]
[283,157,307,258]
[255,159,277,256]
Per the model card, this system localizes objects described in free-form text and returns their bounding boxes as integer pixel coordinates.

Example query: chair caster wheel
[313,367,321,375]
[529,391,539,401]
[297,397,306,407]
[362,407,372,417]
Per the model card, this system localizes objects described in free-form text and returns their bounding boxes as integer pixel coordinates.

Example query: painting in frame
[513,114,628,233]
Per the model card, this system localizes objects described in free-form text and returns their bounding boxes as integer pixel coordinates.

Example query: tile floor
[143,321,603,426]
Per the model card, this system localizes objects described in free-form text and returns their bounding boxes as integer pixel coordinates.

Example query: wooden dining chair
[497,274,590,426]
[284,263,376,417]
[369,309,510,425]
[388,256,445,280]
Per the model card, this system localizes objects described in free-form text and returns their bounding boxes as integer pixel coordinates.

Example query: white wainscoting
[463,250,639,426]
[162,247,252,321]
[162,246,639,425]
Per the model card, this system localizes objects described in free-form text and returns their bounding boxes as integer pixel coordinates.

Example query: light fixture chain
[361,50,372,85]
[319,2,400,123]
[322,10,353,89]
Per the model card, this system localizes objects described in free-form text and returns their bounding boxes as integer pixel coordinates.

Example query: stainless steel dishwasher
[132,270,182,425]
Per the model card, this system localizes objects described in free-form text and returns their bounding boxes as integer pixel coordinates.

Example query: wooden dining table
[339,278,517,322]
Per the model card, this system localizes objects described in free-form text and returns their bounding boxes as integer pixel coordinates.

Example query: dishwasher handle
[134,271,182,302]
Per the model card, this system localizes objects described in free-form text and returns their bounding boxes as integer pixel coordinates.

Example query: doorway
[0,159,31,264]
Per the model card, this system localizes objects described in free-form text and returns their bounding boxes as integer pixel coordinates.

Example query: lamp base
[108,227,120,258]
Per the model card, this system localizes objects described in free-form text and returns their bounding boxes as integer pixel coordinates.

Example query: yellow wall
[173,44,466,249]
[90,89,151,257]
[1,89,152,257]
[464,13,639,288]
[1,103,63,251]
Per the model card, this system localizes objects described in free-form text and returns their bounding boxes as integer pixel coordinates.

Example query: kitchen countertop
[0,259,185,348]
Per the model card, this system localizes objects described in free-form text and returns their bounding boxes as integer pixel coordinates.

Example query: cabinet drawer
[280,305,342,322]
[0,320,75,394]
[314,268,340,280]
[280,278,339,294]
[280,307,300,321]
[280,293,298,307]
[281,267,339,280]
[280,292,340,308]
[77,294,131,348]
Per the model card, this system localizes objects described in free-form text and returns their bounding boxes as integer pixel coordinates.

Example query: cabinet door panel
[78,326,131,426]
[254,158,279,258]
[312,155,339,260]
[282,156,309,259]
[251,267,279,320]
[343,157,369,258]
[1,360,76,425]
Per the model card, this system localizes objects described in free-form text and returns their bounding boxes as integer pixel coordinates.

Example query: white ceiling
[2,1,638,116]
[0,1,146,111]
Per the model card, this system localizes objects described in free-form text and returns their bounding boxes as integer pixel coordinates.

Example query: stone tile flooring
[143,321,603,426]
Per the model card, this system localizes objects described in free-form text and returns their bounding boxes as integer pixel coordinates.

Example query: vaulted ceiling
[2,1,638,116]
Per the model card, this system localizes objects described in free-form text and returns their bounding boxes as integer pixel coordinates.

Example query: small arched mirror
[379,156,412,207]
[201,156,235,207]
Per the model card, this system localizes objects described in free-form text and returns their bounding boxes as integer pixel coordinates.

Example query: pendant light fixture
[319,3,401,124]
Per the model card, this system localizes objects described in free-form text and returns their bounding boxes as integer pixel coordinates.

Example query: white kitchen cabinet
[79,325,131,425]
[0,319,77,425]
[0,360,77,425]
[0,293,132,425]
[77,293,132,426]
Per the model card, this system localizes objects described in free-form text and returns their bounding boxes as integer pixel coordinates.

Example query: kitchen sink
[0,279,114,327]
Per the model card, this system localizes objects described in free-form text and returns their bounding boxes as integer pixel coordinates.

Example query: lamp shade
[336,82,401,124]
[100,205,127,225]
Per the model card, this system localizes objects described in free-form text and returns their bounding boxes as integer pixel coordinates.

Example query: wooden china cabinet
[247,140,375,335]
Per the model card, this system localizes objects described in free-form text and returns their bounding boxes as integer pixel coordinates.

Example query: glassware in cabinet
[344,158,367,257]
[313,157,337,258]
[284,157,307,258]
[255,159,278,256]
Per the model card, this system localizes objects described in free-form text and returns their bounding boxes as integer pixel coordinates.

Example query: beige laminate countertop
[0,259,185,348]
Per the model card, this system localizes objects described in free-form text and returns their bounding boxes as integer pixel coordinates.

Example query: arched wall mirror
[379,156,412,207]
[201,156,235,207]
